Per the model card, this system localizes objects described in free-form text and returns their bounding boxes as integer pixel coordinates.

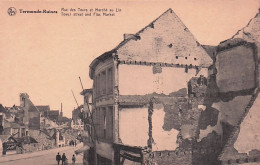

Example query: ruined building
[36,105,50,118]
[71,105,84,130]
[78,89,94,164]
[20,93,41,130]
[211,10,260,164]
[0,93,68,154]
[81,8,260,165]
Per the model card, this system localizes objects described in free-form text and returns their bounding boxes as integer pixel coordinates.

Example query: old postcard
[0,0,260,164]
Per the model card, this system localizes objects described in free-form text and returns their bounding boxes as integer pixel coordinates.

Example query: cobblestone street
[0,144,83,165]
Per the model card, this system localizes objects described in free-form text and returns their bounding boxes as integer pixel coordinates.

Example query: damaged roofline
[89,8,211,79]
[89,50,114,79]
[230,10,260,40]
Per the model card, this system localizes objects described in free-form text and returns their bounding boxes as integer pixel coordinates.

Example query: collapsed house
[214,10,260,164]
[79,8,260,165]
[0,93,67,153]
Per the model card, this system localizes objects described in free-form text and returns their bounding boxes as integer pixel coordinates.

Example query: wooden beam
[120,153,142,162]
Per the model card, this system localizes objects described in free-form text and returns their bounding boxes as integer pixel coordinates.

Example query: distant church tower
[20,93,29,107]
[60,103,63,117]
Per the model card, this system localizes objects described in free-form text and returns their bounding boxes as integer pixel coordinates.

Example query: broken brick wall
[192,131,222,165]
[146,94,202,164]
[117,61,209,151]
[143,150,192,165]
[150,97,183,151]
[217,11,260,163]
[205,39,259,164]
[187,75,222,165]
[117,63,227,164]
[216,12,260,164]
[150,96,203,148]
[117,71,210,164]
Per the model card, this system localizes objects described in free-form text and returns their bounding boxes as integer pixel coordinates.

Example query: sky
[0,0,259,118]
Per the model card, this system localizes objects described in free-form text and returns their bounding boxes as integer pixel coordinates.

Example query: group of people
[56,152,76,165]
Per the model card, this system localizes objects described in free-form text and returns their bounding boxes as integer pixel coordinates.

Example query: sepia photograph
[0,0,260,164]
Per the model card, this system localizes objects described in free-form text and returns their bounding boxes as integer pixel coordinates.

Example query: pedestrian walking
[72,154,76,164]
[75,140,77,147]
[62,153,67,165]
[56,153,61,165]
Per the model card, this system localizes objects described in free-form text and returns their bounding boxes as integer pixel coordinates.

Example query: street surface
[0,144,84,165]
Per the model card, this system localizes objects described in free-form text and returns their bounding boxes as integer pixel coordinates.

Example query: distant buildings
[48,110,60,122]
[36,105,50,118]
[0,93,72,154]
